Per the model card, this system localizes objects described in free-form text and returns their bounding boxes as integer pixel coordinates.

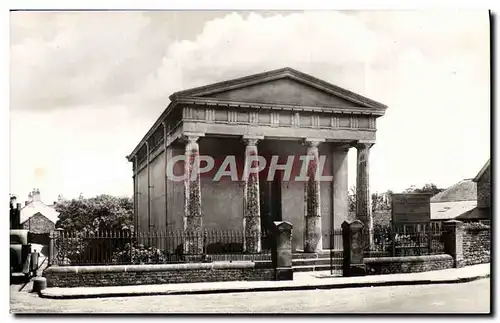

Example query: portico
[127,67,387,253]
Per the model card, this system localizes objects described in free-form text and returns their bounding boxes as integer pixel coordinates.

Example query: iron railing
[362,225,445,257]
[325,229,343,275]
[51,229,272,266]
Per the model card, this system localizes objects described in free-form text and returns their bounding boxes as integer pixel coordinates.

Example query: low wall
[44,261,274,288]
[463,223,490,266]
[364,254,453,275]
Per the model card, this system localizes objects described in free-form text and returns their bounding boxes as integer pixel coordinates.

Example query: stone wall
[22,213,55,234]
[364,254,454,275]
[463,223,490,266]
[44,261,274,288]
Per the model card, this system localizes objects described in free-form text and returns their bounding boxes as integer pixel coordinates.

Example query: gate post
[49,228,64,266]
[443,220,465,268]
[342,220,366,277]
[48,230,55,266]
[272,221,293,281]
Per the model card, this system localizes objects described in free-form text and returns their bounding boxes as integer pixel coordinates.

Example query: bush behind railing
[53,229,271,266]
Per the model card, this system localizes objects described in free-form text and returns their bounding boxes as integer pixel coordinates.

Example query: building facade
[474,159,491,209]
[20,189,59,234]
[127,68,387,253]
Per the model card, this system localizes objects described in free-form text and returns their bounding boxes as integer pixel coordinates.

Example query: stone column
[243,137,262,253]
[356,142,373,248]
[184,134,203,255]
[443,220,465,268]
[333,145,350,227]
[304,139,323,253]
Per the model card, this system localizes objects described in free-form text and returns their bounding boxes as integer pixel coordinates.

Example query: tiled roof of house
[455,207,490,221]
[430,179,477,203]
[430,200,478,221]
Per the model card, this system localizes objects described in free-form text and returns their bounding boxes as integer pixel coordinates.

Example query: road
[10,278,490,314]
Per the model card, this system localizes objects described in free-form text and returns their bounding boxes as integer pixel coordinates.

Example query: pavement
[39,263,490,299]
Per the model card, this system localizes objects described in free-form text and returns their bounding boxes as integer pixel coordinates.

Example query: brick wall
[463,223,490,266]
[477,165,490,208]
[22,213,55,234]
[43,261,274,288]
[364,254,453,275]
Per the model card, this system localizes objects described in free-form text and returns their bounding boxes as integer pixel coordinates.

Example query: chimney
[10,201,21,229]
[10,196,17,209]
[32,188,41,202]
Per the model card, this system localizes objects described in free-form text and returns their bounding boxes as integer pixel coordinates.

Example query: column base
[343,264,366,277]
[275,267,293,281]
[304,216,322,253]
[244,216,261,253]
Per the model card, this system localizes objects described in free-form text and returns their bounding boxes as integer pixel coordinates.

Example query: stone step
[292,264,342,273]
[292,250,343,260]
[292,258,339,267]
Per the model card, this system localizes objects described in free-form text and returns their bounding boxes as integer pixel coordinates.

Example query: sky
[9,10,490,204]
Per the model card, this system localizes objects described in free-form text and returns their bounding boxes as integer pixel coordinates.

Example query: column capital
[304,138,325,147]
[242,135,264,146]
[182,132,204,143]
[333,143,352,152]
[355,141,375,150]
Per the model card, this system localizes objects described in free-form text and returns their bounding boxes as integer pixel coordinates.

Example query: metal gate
[327,211,343,276]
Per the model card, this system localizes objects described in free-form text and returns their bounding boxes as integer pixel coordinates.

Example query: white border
[2,0,497,320]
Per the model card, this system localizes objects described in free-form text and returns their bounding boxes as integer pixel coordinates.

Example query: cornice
[175,97,386,116]
[126,101,178,161]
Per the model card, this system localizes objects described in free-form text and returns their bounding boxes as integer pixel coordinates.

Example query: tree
[403,183,444,196]
[348,185,356,213]
[55,194,134,232]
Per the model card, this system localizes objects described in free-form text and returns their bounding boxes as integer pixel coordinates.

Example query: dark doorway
[260,170,283,235]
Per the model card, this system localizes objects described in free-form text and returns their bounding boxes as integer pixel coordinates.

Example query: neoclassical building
[126,67,387,253]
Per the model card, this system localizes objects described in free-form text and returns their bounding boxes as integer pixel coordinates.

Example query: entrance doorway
[259,170,282,247]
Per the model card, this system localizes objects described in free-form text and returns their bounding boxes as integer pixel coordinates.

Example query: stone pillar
[333,145,350,227]
[304,139,323,253]
[443,220,465,268]
[272,221,293,281]
[184,134,203,255]
[342,220,366,277]
[356,142,373,248]
[243,137,262,253]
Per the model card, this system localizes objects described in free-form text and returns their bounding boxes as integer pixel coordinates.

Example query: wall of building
[477,165,490,209]
[136,165,149,232]
[166,146,185,232]
[149,152,167,231]
[199,137,245,231]
[22,213,55,234]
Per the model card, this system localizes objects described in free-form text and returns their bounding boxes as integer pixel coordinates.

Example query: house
[430,159,491,229]
[20,189,60,234]
[126,67,388,253]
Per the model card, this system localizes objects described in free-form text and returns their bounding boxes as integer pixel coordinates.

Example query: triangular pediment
[170,67,387,110]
